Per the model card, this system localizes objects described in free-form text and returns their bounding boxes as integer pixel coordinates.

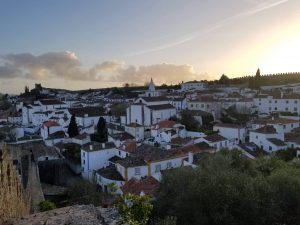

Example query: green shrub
[39,200,56,212]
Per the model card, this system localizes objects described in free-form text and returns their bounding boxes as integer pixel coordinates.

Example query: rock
[13,205,121,225]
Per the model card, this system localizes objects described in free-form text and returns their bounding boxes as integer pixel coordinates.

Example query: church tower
[148,77,156,92]
[145,78,160,97]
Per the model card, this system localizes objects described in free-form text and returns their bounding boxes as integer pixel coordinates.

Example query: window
[207,104,209,108]
[275,100,277,103]
[191,104,194,108]
[259,103,261,106]
[275,107,277,110]
[269,146,272,151]
[82,167,84,172]
[269,100,272,103]
[269,107,272,111]
[135,168,141,175]
[83,160,85,165]
[167,162,172,169]
[286,100,289,104]
[201,104,204,108]
[291,124,294,128]
[286,108,289,111]
[155,164,161,172]
[82,152,85,157]
[283,125,286,129]
[294,107,298,111]
[256,135,258,139]
[295,100,298,104]
[119,151,121,156]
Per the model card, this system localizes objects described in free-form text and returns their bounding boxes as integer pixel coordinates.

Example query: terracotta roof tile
[121,176,159,197]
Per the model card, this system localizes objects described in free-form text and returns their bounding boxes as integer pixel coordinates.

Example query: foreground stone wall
[0,144,30,225]
[13,205,121,225]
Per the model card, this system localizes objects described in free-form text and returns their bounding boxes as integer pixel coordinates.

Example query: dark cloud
[0,51,210,84]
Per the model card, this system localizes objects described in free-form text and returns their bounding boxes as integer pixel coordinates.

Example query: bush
[154,150,300,225]
[66,180,102,206]
[39,200,56,212]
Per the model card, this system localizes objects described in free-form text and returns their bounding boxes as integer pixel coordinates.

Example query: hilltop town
[1,73,300,224]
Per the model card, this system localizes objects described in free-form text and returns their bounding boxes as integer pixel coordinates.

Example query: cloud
[127,0,289,56]
[0,51,209,85]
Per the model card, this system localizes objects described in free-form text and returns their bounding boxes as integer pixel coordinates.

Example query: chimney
[188,152,193,164]
[89,145,93,151]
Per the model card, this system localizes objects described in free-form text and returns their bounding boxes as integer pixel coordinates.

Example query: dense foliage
[117,194,153,225]
[67,115,79,138]
[153,150,300,225]
[39,200,56,212]
[110,104,127,117]
[180,110,200,131]
[66,180,102,206]
[63,143,81,163]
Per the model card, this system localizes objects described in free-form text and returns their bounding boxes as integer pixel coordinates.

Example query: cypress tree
[68,115,79,138]
[97,117,108,142]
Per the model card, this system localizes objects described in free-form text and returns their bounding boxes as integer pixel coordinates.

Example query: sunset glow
[0,0,299,93]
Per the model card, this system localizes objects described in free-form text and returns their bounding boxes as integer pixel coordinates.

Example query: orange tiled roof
[43,121,60,128]
[121,176,159,197]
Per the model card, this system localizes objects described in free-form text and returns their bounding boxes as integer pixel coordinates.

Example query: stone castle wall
[0,144,30,225]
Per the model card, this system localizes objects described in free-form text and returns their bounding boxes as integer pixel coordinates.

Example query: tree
[154,150,300,225]
[117,194,153,225]
[67,115,79,138]
[66,180,102,206]
[180,110,199,131]
[96,117,108,143]
[24,85,29,94]
[275,148,297,161]
[254,68,261,89]
[219,74,230,85]
[110,104,127,117]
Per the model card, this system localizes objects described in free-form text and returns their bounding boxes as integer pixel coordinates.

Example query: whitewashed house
[181,81,207,91]
[213,123,246,144]
[81,142,117,180]
[125,123,145,141]
[201,134,229,150]
[126,97,176,126]
[254,92,300,115]
[170,97,187,110]
[41,121,63,140]
[249,125,287,152]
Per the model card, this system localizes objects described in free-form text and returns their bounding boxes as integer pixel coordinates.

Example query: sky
[0,0,299,94]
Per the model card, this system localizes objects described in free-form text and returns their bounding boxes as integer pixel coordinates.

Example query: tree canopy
[180,110,200,131]
[153,150,300,225]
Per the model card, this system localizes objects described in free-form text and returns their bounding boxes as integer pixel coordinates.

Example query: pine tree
[68,115,79,138]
